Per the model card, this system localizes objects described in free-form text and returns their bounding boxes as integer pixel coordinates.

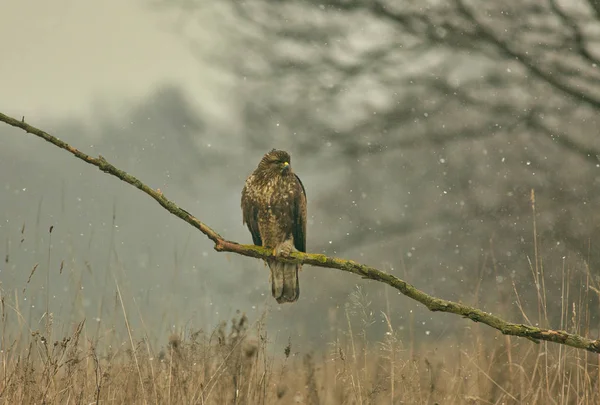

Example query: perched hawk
[241,149,307,303]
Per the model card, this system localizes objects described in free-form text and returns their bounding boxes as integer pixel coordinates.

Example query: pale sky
[0,0,229,120]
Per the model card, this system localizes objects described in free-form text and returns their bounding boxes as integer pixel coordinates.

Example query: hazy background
[2,0,600,353]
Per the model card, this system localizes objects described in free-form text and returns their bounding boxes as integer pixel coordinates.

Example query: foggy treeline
[3,0,600,349]
[159,0,600,338]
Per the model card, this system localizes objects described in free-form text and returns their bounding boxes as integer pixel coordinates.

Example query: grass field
[2,201,600,404]
[1,272,599,404]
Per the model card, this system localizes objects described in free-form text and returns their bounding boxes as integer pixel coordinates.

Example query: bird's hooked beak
[282,161,290,173]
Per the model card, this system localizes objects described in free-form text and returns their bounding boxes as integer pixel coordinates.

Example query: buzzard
[241,149,307,303]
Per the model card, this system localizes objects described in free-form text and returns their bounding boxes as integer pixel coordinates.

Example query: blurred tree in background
[3,0,600,355]
[152,0,600,328]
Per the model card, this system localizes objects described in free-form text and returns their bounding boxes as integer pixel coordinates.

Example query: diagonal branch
[528,112,600,165]
[453,0,600,109]
[2,111,600,354]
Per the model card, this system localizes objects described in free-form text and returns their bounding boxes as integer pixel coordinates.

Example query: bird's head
[258,149,293,177]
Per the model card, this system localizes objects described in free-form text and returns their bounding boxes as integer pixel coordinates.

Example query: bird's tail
[268,259,300,304]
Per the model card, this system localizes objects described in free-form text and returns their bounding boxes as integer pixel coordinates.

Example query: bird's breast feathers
[244,174,296,207]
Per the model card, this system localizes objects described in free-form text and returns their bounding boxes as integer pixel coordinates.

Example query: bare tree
[151,0,600,328]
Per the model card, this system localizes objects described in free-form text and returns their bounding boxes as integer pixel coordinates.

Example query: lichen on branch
[2,110,600,354]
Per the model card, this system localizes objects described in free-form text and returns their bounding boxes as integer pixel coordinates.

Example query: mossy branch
[2,111,600,353]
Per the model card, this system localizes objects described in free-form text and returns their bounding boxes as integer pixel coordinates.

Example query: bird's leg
[274,239,296,258]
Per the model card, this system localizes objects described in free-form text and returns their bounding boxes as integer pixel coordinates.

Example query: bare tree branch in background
[173,0,600,322]
[3,110,600,354]
[144,0,600,339]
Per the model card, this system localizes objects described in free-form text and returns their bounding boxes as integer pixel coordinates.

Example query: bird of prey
[241,149,307,303]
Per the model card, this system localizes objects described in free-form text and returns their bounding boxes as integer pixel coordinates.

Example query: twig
[2,111,600,354]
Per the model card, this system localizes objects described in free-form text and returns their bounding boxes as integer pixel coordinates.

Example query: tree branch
[2,111,600,354]
[453,0,600,109]
[528,111,600,165]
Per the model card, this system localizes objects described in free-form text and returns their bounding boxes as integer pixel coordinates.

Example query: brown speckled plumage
[241,149,307,303]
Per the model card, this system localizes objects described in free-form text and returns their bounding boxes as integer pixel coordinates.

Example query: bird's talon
[274,241,294,257]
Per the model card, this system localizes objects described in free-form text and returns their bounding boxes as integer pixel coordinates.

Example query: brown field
[1,201,599,405]
[1,271,599,405]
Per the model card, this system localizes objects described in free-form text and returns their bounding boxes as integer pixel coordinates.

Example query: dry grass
[2,196,600,404]
[1,280,599,405]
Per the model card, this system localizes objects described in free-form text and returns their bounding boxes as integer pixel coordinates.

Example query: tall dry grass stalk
[2,191,600,404]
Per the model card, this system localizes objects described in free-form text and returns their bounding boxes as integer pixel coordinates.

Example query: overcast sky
[0,0,229,121]
[0,0,276,344]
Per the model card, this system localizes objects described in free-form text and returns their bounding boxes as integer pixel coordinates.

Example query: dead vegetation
[0,133,597,403]
[1,275,600,405]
